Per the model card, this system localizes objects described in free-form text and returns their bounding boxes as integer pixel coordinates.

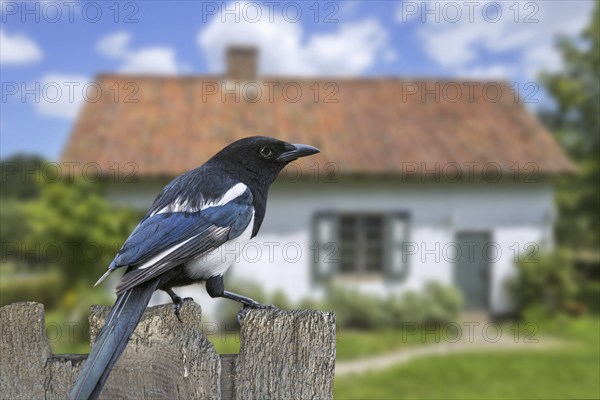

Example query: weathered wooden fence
[0,301,336,399]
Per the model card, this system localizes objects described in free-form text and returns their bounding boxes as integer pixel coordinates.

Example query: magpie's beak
[277,143,320,162]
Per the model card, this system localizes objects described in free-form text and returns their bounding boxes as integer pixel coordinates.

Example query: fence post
[0,302,55,399]
[0,302,336,399]
[235,309,337,399]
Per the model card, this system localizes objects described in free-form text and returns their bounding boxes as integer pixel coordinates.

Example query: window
[312,212,410,283]
[339,214,385,274]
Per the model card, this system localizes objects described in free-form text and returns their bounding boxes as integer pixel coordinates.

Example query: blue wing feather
[111,188,253,269]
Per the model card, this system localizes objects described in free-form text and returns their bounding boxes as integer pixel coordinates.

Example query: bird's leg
[206,275,278,321]
[164,288,193,323]
[222,291,269,308]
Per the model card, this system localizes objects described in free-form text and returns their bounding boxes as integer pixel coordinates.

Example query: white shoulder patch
[151,197,197,216]
[201,183,248,210]
[151,183,249,216]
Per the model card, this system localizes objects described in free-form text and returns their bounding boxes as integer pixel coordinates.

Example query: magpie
[68,136,319,400]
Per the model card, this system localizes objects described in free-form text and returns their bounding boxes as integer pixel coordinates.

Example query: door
[453,232,491,311]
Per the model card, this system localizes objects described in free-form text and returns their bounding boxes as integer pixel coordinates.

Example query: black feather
[67,278,160,400]
[69,137,319,399]
[115,225,230,294]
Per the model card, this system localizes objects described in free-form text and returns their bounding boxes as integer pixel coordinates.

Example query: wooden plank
[0,302,336,400]
[235,309,336,400]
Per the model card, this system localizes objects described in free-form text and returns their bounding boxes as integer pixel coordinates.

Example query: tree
[1,155,46,266]
[22,179,138,286]
[541,4,599,253]
[0,155,46,200]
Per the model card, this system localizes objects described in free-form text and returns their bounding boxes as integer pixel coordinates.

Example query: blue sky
[0,0,595,160]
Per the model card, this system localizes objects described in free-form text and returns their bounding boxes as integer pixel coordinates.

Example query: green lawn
[206,331,242,354]
[45,309,91,354]
[208,326,457,360]
[334,317,600,399]
[334,327,458,360]
[43,305,600,400]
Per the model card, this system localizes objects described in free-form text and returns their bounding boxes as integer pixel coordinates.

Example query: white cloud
[0,29,42,65]
[118,47,179,74]
[96,31,180,74]
[198,2,389,77]
[34,74,89,119]
[406,0,594,79]
[96,31,130,58]
[456,64,518,79]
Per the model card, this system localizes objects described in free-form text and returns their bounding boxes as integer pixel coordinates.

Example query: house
[61,47,574,318]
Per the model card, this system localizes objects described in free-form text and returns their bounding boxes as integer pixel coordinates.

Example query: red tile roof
[61,75,574,178]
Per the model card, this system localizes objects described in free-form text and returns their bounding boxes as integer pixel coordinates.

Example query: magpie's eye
[259,146,273,159]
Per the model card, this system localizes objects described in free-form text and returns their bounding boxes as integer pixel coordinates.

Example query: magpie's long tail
[68,278,160,400]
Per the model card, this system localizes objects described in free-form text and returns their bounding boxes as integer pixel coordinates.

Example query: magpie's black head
[209,136,320,184]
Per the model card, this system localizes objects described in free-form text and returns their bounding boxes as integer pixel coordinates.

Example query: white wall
[106,178,555,317]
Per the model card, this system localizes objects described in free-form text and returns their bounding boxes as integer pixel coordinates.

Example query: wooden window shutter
[311,212,339,284]
[384,213,410,282]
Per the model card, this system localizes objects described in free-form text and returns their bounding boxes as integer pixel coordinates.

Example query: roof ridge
[92,73,511,85]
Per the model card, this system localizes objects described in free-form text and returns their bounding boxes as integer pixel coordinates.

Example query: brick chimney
[226,46,258,81]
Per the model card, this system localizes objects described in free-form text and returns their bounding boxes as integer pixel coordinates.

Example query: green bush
[297,297,320,310]
[213,279,462,330]
[0,270,64,308]
[387,291,429,327]
[22,179,138,286]
[324,282,462,330]
[325,286,389,329]
[1,200,29,265]
[509,248,579,316]
[574,256,600,314]
[0,155,45,200]
[580,282,600,314]
[270,289,292,310]
[423,281,463,324]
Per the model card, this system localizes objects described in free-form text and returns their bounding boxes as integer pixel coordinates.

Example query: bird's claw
[173,297,194,323]
[237,303,279,324]
[254,303,278,310]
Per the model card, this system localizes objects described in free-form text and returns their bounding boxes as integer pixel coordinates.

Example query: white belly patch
[184,214,254,280]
